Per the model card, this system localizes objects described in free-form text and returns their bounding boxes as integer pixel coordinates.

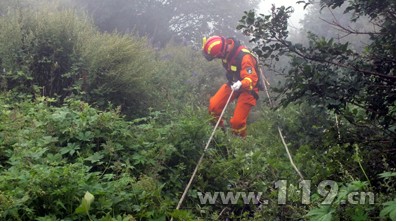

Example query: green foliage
[0,87,394,220]
[0,93,175,220]
[0,92,311,220]
[306,206,334,221]
[0,0,395,220]
[0,4,161,117]
[80,32,157,117]
[238,1,395,128]
[0,6,92,100]
[75,191,95,218]
[238,1,395,220]
[380,200,396,221]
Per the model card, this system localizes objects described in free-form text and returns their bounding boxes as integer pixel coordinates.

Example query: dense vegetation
[0,0,395,220]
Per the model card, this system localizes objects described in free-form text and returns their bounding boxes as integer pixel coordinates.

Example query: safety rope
[259,67,304,181]
[174,89,235,213]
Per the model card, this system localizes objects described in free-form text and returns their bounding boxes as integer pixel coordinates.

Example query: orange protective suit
[209,52,259,137]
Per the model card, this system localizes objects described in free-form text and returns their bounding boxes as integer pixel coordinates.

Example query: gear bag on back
[223,47,266,92]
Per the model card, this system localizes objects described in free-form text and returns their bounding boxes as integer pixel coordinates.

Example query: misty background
[61,0,372,68]
[64,0,370,86]
[0,0,372,51]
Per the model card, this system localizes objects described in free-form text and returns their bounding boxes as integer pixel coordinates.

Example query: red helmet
[202,36,226,61]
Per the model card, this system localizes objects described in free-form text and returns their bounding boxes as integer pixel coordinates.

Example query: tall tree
[238,0,395,127]
[237,0,395,183]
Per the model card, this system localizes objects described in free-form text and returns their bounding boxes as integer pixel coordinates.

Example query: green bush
[0,7,92,100]
[0,5,160,117]
[80,32,157,117]
[0,93,174,220]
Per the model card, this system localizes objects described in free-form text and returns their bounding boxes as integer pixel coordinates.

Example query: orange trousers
[209,84,256,137]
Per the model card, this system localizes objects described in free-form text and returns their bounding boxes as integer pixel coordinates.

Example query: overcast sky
[258,0,307,29]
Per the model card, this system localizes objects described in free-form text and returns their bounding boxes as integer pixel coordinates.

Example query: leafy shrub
[80,32,158,117]
[0,93,175,220]
[0,6,92,100]
[0,5,160,117]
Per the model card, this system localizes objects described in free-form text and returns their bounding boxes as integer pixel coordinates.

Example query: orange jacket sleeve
[239,54,258,91]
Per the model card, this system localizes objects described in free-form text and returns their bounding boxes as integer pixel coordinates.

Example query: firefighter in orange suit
[202,36,260,138]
